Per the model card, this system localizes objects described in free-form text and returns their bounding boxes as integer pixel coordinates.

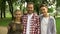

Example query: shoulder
[33,13,39,18]
[49,16,55,20]
[39,14,43,17]
[39,14,43,20]
[49,16,56,23]
[22,14,27,19]
[8,21,14,26]
[33,13,39,17]
[22,14,27,17]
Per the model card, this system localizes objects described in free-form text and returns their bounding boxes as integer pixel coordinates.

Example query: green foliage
[7,0,17,3]
[0,0,3,8]
[0,18,11,26]
[56,18,60,34]
[57,0,60,6]
[48,7,53,13]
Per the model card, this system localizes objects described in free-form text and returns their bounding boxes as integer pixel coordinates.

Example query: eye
[15,14,21,15]
[42,9,45,10]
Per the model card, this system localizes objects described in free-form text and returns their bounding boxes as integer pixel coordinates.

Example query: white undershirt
[41,17,49,34]
[26,14,33,34]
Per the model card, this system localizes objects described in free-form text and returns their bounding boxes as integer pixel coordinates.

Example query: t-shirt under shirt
[41,17,49,34]
[26,14,33,34]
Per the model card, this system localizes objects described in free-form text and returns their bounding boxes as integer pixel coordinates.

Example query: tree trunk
[3,0,6,18]
[8,0,13,20]
[0,0,6,19]
[1,8,3,19]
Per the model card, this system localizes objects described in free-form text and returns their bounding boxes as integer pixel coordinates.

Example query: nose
[42,10,45,12]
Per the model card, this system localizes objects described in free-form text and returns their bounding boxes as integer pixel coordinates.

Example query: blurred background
[0,0,60,34]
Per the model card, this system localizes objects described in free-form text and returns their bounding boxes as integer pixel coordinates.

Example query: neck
[28,13,33,15]
[15,19,21,24]
[43,13,49,18]
[14,18,21,23]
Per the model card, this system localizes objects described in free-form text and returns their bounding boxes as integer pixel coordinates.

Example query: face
[40,7,48,15]
[14,11,22,19]
[27,4,34,14]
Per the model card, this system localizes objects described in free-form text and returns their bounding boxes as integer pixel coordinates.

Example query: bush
[48,7,53,13]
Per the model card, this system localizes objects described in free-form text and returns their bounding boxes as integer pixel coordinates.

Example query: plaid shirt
[22,13,41,34]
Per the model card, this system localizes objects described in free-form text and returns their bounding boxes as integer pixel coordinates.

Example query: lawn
[0,17,60,34]
[56,17,60,34]
[0,18,11,26]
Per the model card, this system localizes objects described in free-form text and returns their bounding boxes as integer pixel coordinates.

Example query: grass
[56,17,60,34]
[0,18,11,26]
[0,12,12,26]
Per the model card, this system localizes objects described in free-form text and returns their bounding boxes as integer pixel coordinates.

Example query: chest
[41,17,49,25]
[22,16,37,29]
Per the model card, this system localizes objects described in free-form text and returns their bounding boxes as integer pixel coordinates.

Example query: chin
[43,13,45,14]
[29,13,32,14]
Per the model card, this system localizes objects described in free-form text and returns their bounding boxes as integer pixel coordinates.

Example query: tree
[0,0,6,19]
[56,0,60,7]
[0,0,19,19]
[7,0,17,19]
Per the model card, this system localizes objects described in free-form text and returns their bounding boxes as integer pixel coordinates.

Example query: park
[0,0,60,34]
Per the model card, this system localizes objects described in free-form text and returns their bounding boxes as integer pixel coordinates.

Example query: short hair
[27,2,34,6]
[39,4,48,8]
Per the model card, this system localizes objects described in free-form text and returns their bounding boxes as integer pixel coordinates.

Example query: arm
[7,26,11,30]
[52,17,56,34]
[7,23,11,30]
[7,23,11,34]
[36,16,41,34]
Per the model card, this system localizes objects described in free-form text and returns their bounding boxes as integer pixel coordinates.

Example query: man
[39,4,56,34]
[22,2,40,34]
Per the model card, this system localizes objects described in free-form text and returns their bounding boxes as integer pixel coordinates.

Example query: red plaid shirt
[22,13,41,34]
